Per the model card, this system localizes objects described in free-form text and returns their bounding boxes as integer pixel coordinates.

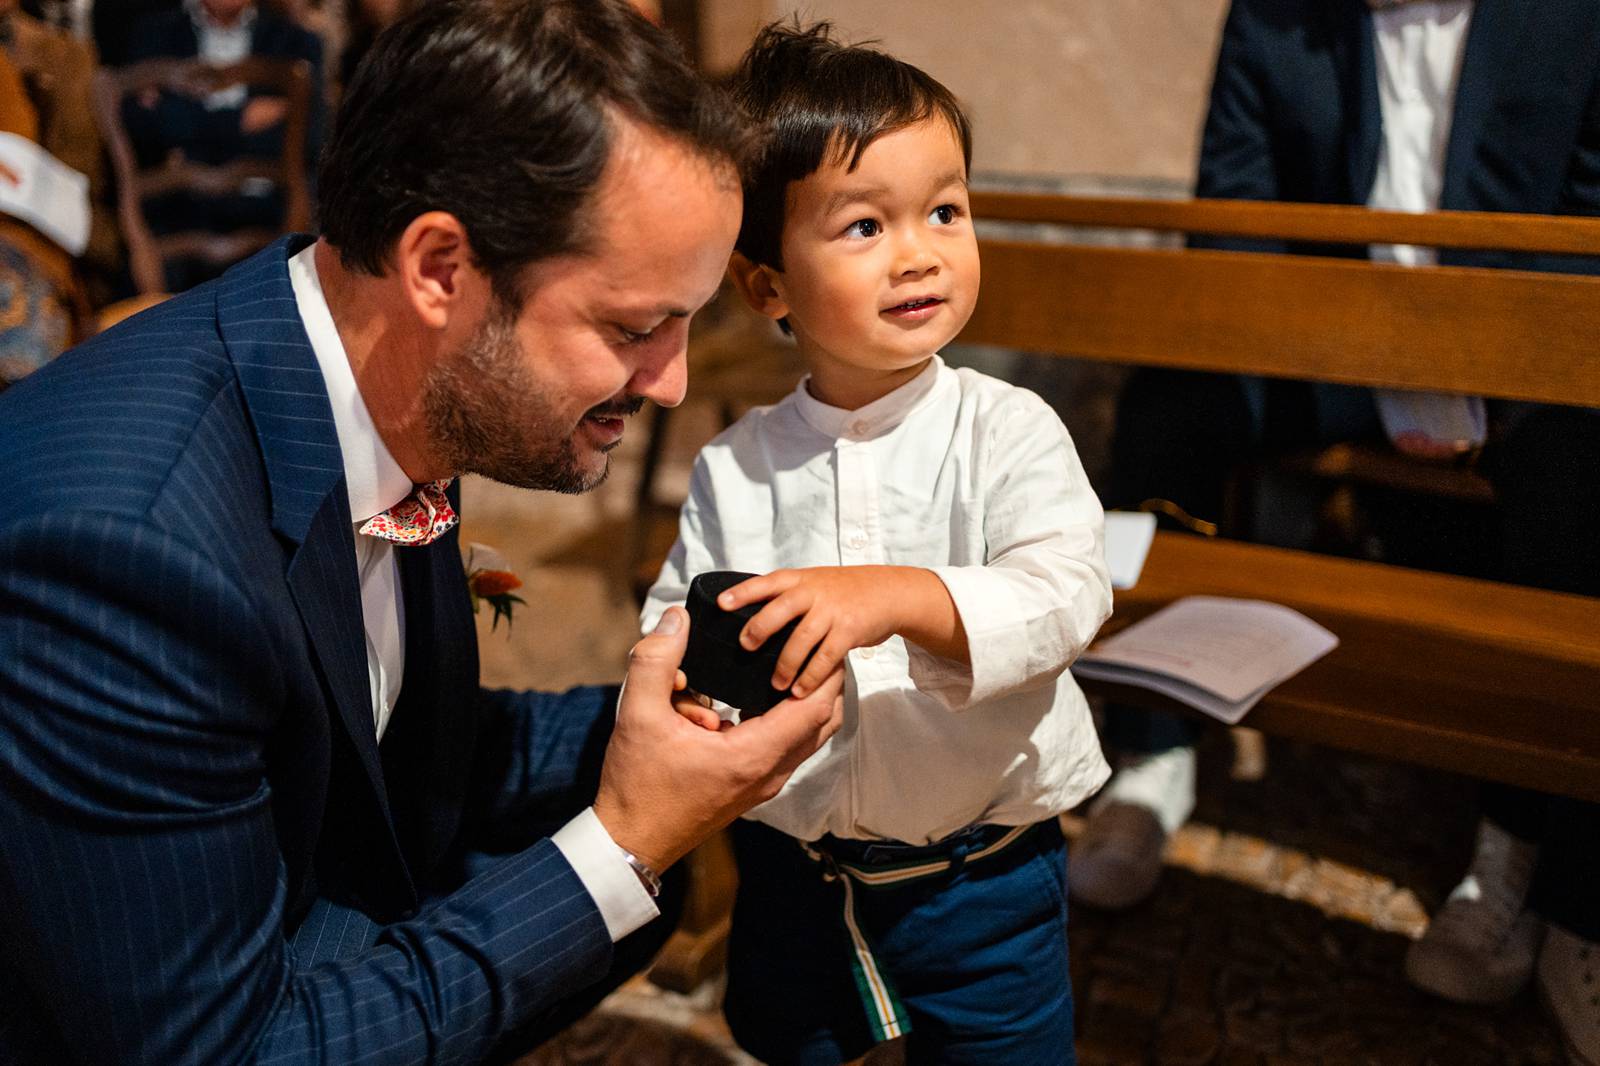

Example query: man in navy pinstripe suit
[0,2,844,1063]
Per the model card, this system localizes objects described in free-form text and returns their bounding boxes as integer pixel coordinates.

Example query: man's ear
[728,251,789,322]
[394,212,489,330]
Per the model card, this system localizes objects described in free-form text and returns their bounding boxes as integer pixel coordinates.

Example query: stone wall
[698,0,1232,188]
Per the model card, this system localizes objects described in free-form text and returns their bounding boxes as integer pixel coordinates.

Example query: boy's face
[767,117,979,404]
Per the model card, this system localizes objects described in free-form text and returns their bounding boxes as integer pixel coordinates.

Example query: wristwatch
[618,848,662,898]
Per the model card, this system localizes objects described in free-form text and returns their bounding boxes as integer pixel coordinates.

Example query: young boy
[641,22,1111,1065]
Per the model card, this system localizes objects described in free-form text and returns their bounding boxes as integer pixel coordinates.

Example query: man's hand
[717,566,969,699]
[593,607,844,873]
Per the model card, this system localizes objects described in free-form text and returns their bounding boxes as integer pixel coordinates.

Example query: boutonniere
[464,542,526,632]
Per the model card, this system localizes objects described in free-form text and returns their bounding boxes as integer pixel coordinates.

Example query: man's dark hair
[317,0,752,300]
[730,20,973,271]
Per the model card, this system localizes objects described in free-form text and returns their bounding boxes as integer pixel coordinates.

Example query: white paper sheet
[1104,510,1157,590]
[1073,596,1339,724]
[0,131,90,256]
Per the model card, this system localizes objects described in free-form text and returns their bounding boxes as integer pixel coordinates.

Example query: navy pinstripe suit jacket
[0,238,623,1064]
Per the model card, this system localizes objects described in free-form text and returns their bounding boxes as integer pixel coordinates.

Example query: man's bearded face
[422,295,642,495]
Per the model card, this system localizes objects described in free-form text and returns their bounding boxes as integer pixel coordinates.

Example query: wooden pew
[649,195,1600,993]
[962,192,1600,803]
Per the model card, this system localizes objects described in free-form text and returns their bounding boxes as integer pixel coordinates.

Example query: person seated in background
[0,0,117,383]
[117,0,323,290]
[1076,2,1599,1061]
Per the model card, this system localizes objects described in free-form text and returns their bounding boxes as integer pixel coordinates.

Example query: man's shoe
[1405,818,1541,1004]
[1068,746,1195,910]
[1539,925,1600,1066]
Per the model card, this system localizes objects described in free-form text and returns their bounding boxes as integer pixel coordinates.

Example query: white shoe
[1540,925,1600,1066]
[1068,747,1196,910]
[1405,818,1542,1004]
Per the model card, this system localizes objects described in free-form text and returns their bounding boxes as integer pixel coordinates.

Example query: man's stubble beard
[422,296,606,496]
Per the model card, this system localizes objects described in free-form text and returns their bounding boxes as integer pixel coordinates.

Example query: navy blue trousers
[725,818,1076,1065]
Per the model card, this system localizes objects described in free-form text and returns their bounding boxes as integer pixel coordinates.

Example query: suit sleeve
[461,683,618,853]
[0,513,611,1066]
[1196,1,1279,202]
[1558,56,1600,217]
[1192,0,1291,254]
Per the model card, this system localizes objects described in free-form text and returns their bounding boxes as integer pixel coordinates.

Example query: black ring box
[681,571,805,717]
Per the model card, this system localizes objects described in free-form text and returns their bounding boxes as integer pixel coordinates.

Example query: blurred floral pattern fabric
[0,239,70,386]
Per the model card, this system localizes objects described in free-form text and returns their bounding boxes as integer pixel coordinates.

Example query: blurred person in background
[1076,4,1599,1062]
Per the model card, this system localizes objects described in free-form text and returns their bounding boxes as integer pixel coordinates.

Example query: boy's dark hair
[317,0,754,301]
[730,20,973,271]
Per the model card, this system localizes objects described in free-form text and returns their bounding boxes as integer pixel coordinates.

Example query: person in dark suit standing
[1070,1,1599,1056]
[0,2,844,1063]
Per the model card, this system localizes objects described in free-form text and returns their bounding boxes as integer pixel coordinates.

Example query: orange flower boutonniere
[465,542,526,632]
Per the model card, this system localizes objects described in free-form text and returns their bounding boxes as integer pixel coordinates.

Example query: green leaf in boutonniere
[464,542,526,633]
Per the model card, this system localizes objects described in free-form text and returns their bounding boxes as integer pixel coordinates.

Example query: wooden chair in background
[91,56,313,299]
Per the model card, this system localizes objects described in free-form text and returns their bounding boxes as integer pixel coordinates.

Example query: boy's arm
[923,391,1111,706]
[724,390,1110,708]
[717,564,967,699]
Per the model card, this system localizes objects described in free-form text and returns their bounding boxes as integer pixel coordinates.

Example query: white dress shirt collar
[792,355,946,441]
[185,0,257,47]
[287,245,415,525]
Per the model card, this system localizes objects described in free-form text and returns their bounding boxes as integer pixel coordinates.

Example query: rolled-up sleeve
[911,392,1112,709]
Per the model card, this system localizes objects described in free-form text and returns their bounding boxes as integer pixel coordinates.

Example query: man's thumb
[626,606,690,689]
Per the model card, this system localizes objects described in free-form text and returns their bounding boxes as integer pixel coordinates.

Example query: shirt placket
[836,427,885,666]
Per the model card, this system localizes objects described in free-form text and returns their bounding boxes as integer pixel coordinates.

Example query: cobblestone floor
[462,390,1571,1065]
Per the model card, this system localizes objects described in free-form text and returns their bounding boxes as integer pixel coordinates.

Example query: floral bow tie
[359,480,459,546]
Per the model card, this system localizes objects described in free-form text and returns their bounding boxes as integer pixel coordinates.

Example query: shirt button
[858,647,876,661]
[846,531,867,549]
[850,420,868,436]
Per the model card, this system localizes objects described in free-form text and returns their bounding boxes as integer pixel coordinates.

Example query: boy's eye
[843,218,880,239]
[929,204,960,225]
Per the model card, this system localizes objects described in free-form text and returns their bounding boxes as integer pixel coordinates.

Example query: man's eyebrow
[611,304,695,320]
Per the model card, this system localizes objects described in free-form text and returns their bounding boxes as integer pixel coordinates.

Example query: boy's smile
[753,117,980,410]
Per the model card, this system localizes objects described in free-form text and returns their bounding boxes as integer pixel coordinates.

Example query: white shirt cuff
[551,807,659,942]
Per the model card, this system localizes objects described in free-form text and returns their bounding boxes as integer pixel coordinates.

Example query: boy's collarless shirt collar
[792,355,945,441]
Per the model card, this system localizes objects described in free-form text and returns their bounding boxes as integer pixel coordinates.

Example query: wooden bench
[647,194,1600,993]
[961,191,1600,803]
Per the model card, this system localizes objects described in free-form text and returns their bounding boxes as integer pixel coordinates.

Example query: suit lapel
[1336,1,1382,203]
[220,238,400,851]
[1442,0,1532,205]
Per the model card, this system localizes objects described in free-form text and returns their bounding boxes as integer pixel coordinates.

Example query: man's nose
[628,331,689,410]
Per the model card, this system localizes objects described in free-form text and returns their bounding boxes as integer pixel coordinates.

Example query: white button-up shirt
[1369,0,1473,266]
[643,357,1112,845]
[1368,0,1487,447]
[288,245,655,941]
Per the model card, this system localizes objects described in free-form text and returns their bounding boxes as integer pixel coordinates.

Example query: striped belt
[799,821,1042,1044]
[803,822,1036,888]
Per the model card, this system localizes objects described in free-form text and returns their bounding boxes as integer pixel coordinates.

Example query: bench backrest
[961,193,1600,408]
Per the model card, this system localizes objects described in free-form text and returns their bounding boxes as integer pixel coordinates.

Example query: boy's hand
[719,566,967,699]
[597,607,845,872]
[672,667,729,731]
